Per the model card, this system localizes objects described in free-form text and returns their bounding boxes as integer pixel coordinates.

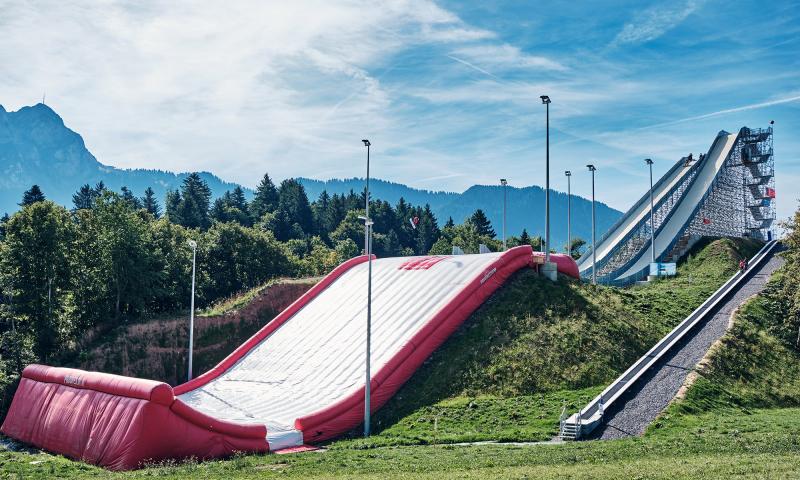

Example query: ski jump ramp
[2,246,579,470]
[577,126,775,285]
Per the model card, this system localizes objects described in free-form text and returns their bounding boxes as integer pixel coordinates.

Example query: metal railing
[565,239,778,437]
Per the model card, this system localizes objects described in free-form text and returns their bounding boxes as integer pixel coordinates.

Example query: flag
[766,187,776,198]
[702,217,711,225]
[409,216,419,229]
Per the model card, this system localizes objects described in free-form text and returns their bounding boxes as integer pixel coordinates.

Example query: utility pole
[361,139,373,437]
[565,170,572,256]
[500,179,508,250]
[646,159,656,264]
[187,239,197,381]
[587,164,597,285]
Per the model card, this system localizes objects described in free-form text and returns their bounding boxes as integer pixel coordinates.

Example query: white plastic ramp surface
[177,248,533,448]
[616,133,737,281]
[576,157,693,273]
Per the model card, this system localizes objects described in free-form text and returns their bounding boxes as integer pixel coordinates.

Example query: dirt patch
[72,279,317,385]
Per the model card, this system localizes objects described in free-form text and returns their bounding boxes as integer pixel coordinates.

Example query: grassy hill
[5,236,788,479]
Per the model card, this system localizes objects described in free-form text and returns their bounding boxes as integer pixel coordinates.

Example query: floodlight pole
[587,165,597,285]
[565,171,572,256]
[187,239,197,381]
[646,159,655,264]
[501,179,508,250]
[540,95,552,263]
[361,139,373,438]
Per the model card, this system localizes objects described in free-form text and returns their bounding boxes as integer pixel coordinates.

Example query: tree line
[0,172,581,412]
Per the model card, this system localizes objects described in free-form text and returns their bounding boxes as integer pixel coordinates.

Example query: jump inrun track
[0,125,777,469]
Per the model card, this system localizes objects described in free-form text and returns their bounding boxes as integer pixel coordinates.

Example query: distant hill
[0,103,621,248]
[300,178,621,249]
[0,103,246,213]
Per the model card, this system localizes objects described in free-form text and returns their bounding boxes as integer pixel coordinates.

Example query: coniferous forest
[0,171,571,413]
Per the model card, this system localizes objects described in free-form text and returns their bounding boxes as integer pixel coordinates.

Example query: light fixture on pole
[361,138,374,438]
[540,95,551,264]
[500,179,508,250]
[645,159,655,265]
[586,164,597,285]
[187,239,197,381]
[565,170,572,257]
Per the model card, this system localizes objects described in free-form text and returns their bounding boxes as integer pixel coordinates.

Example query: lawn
[2,407,800,479]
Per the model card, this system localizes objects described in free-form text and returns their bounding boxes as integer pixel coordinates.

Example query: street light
[565,171,572,257]
[540,95,551,265]
[645,159,655,265]
[587,164,597,285]
[500,179,508,250]
[187,239,197,381]
[361,138,374,438]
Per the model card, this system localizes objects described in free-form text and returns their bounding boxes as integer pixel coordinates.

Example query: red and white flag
[766,187,776,198]
[409,216,419,229]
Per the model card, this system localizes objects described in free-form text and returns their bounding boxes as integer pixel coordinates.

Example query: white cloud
[0,0,492,186]
[612,0,703,46]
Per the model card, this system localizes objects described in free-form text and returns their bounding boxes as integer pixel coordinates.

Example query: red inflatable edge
[21,364,174,406]
[174,254,373,395]
[294,245,537,438]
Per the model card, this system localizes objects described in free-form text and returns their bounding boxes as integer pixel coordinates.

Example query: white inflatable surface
[178,252,508,445]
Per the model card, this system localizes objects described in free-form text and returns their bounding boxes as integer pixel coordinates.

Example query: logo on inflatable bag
[64,374,85,386]
[480,267,497,285]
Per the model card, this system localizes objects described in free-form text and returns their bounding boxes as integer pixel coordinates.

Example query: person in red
[739,259,747,274]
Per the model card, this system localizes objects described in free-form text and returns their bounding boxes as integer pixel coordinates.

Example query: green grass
[3,407,800,479]
[0,237,779,479]
[200,277,320,317]
[364,238,760,445]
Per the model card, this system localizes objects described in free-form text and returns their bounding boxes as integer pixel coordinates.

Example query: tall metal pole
[542,97,551,262]
[646,159,655,264]
[187,240,197,381]
[565,171,571,256]
[361,139,373,437]
[587,165,596,285]
[501,179,507,250]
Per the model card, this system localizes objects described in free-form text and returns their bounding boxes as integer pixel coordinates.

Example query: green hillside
[4,237,798,479]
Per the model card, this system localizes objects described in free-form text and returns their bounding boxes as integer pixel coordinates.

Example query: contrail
[638,94,800,130]
[446,55,502,81]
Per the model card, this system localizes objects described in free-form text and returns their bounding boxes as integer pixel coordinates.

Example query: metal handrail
[569,239,778,432]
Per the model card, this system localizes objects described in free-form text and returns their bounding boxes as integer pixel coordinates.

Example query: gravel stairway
[591,250,785,440]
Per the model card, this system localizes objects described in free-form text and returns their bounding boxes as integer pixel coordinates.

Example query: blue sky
[1,0,798,222]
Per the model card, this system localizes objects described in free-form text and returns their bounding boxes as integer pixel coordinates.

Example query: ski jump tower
[576,125,775,285]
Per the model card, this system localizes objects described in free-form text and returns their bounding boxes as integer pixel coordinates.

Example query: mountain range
[0,103,622,248]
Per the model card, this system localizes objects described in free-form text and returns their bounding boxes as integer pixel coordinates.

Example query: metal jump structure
[575,125,775,286]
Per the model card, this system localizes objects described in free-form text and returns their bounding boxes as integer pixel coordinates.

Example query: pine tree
[469,209,495,238]
[141,187,161,218]
[445,216,455,229]
[120,186,142,209]
[519,228,531,245]
[165,190,182,224]
[250,173,279,223]
[177,173,212,229]
[277,179,313,238]
[72,184,95,210]
[20,185,45,206]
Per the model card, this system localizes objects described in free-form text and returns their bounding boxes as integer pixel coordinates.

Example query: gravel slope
[591,251,784,440]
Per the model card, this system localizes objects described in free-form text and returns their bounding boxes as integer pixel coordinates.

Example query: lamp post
[587,164,597,285]
[540,95,551,263]
[187,239,197,381]
[565,170,572,256]
[645,159,655,265]
[361,139,373,438]
[500,179,508,250]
